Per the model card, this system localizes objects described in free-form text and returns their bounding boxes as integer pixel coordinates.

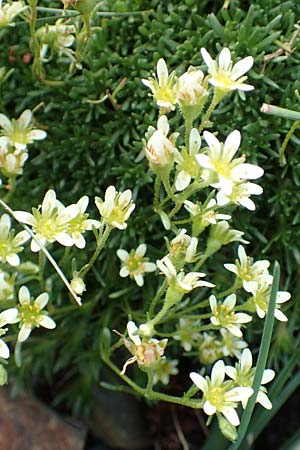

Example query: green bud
[217,414,238,442]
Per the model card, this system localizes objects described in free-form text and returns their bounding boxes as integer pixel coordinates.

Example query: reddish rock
[0,386,86,450]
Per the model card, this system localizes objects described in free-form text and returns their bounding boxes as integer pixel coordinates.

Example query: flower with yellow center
[184,198,231,236]
[225,348,275,410]
[190,359,253,426]
[117,244,156,287]
[67,196,100,249]
[153,357,179,385]
[0,110,47,151]
[0,213,29,266]
[168,228,198,264]
[16,285,56,342]
[95,185,135,230]
[173,317,201,352]
[0,144,28,177]
[248,281,291,321]
[0,270,14,301]
[142,58,178,111]
[224,245,272,293]
[209,294,252,337]
[196,130,264,196]
[201,47,254,93]
[14,189,79,252]
[216,180,263,211]
[0,0,26,27]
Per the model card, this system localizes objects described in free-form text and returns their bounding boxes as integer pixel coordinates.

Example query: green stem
[153,176,161,210]
[3,176,16,203]
[185,117,193,150]
[148,279,168,317]
[145,371,154,396]
[38,250,46,290]
[79,225,112,278]
[199,90,223,133]
[279,120,300,166]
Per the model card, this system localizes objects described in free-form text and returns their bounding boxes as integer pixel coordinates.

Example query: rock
[88,385,151,450]
[0,385,86,450]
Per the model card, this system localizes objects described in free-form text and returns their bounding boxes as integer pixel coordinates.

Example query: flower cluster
[36,18,76,62]
[14,190,100,252]
[0,109,46,179]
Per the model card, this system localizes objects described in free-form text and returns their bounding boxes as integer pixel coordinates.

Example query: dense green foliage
[0,0,300,435]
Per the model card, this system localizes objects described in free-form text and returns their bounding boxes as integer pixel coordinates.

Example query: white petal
[144,262,156,272]
[225,366,237,380]
[135,244,146,258]
[224,294,236,310]
[274,309,288,322]
[239,197,256,210]
[201,48,214,73]
[209,295,217,311]
[224,263,238,275]
[117,249,129,262]
[34,292,49,310]
[157,114,169,136]
[218,48,231,71]
[27,130,47,141]
[6,253,20,266]
[19,285,30,305]
[261,369,275,385]
[276,291,291,304]
[189,128,201,151]
[13,211,36,226]
[120,267,130,277]
[241,348,252,372]
[203,131,221,152]
[235,312,252,323]
[227,325,242,337]
[157,58,168,86]
[13,230,30,245]
[232,163,264,180]
[0,308,19,325]
[222,407,240,427]
[211,360,225,385]
[257,391,272,409]
[204,401,217,416]
[190,372,207,392]
[55,232,74,247]
[0,339,10,359]
[0,114,11,130]
[134,273,144,287]
[37,315,56,329]
[18,109,32,128]
[224,130,241,160]
[42,190,57,216]
[231,56,254,80]
[18,324,32,342]
[127,321,141,346]
[195,154,213,169]
[60,204,79,223]
[73,232,86,249]
[175,171,191,191]
[77,196,89,213]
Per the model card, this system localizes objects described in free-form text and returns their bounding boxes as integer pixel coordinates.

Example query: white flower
[217,181,263,211]
[249,282,291,321]
[0,0,26,27]
[117,244,156,287]
[209,294,252,337]
[224,245,272,293]
[198,332,223,365]
[177,67,208,106]
[196,130,264,196]
[14,189,79,252]
[0,213,29,266]
[95,185,135,230]
[153,357,179,385]
[36,19,76,61]
[67,196,100,249]
[145,115,177,167]
[0,308,19,358]
[142,58,178,111]
[225,348,275,409]
[169,228,198,263]
[173,317,201,352]
[206,220,248,255]
[184,198,231,235]
[157,256,214,292]
[0,144,28,177]
[201,47,254,92]
[219,328,248,359]
[0,109,46,151]
[120,321,168,374]
[174,128,202,191]
[16,286,56,342]
[190,360,253,426]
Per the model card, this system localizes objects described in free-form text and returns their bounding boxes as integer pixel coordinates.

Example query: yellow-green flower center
[206,386,225,410]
